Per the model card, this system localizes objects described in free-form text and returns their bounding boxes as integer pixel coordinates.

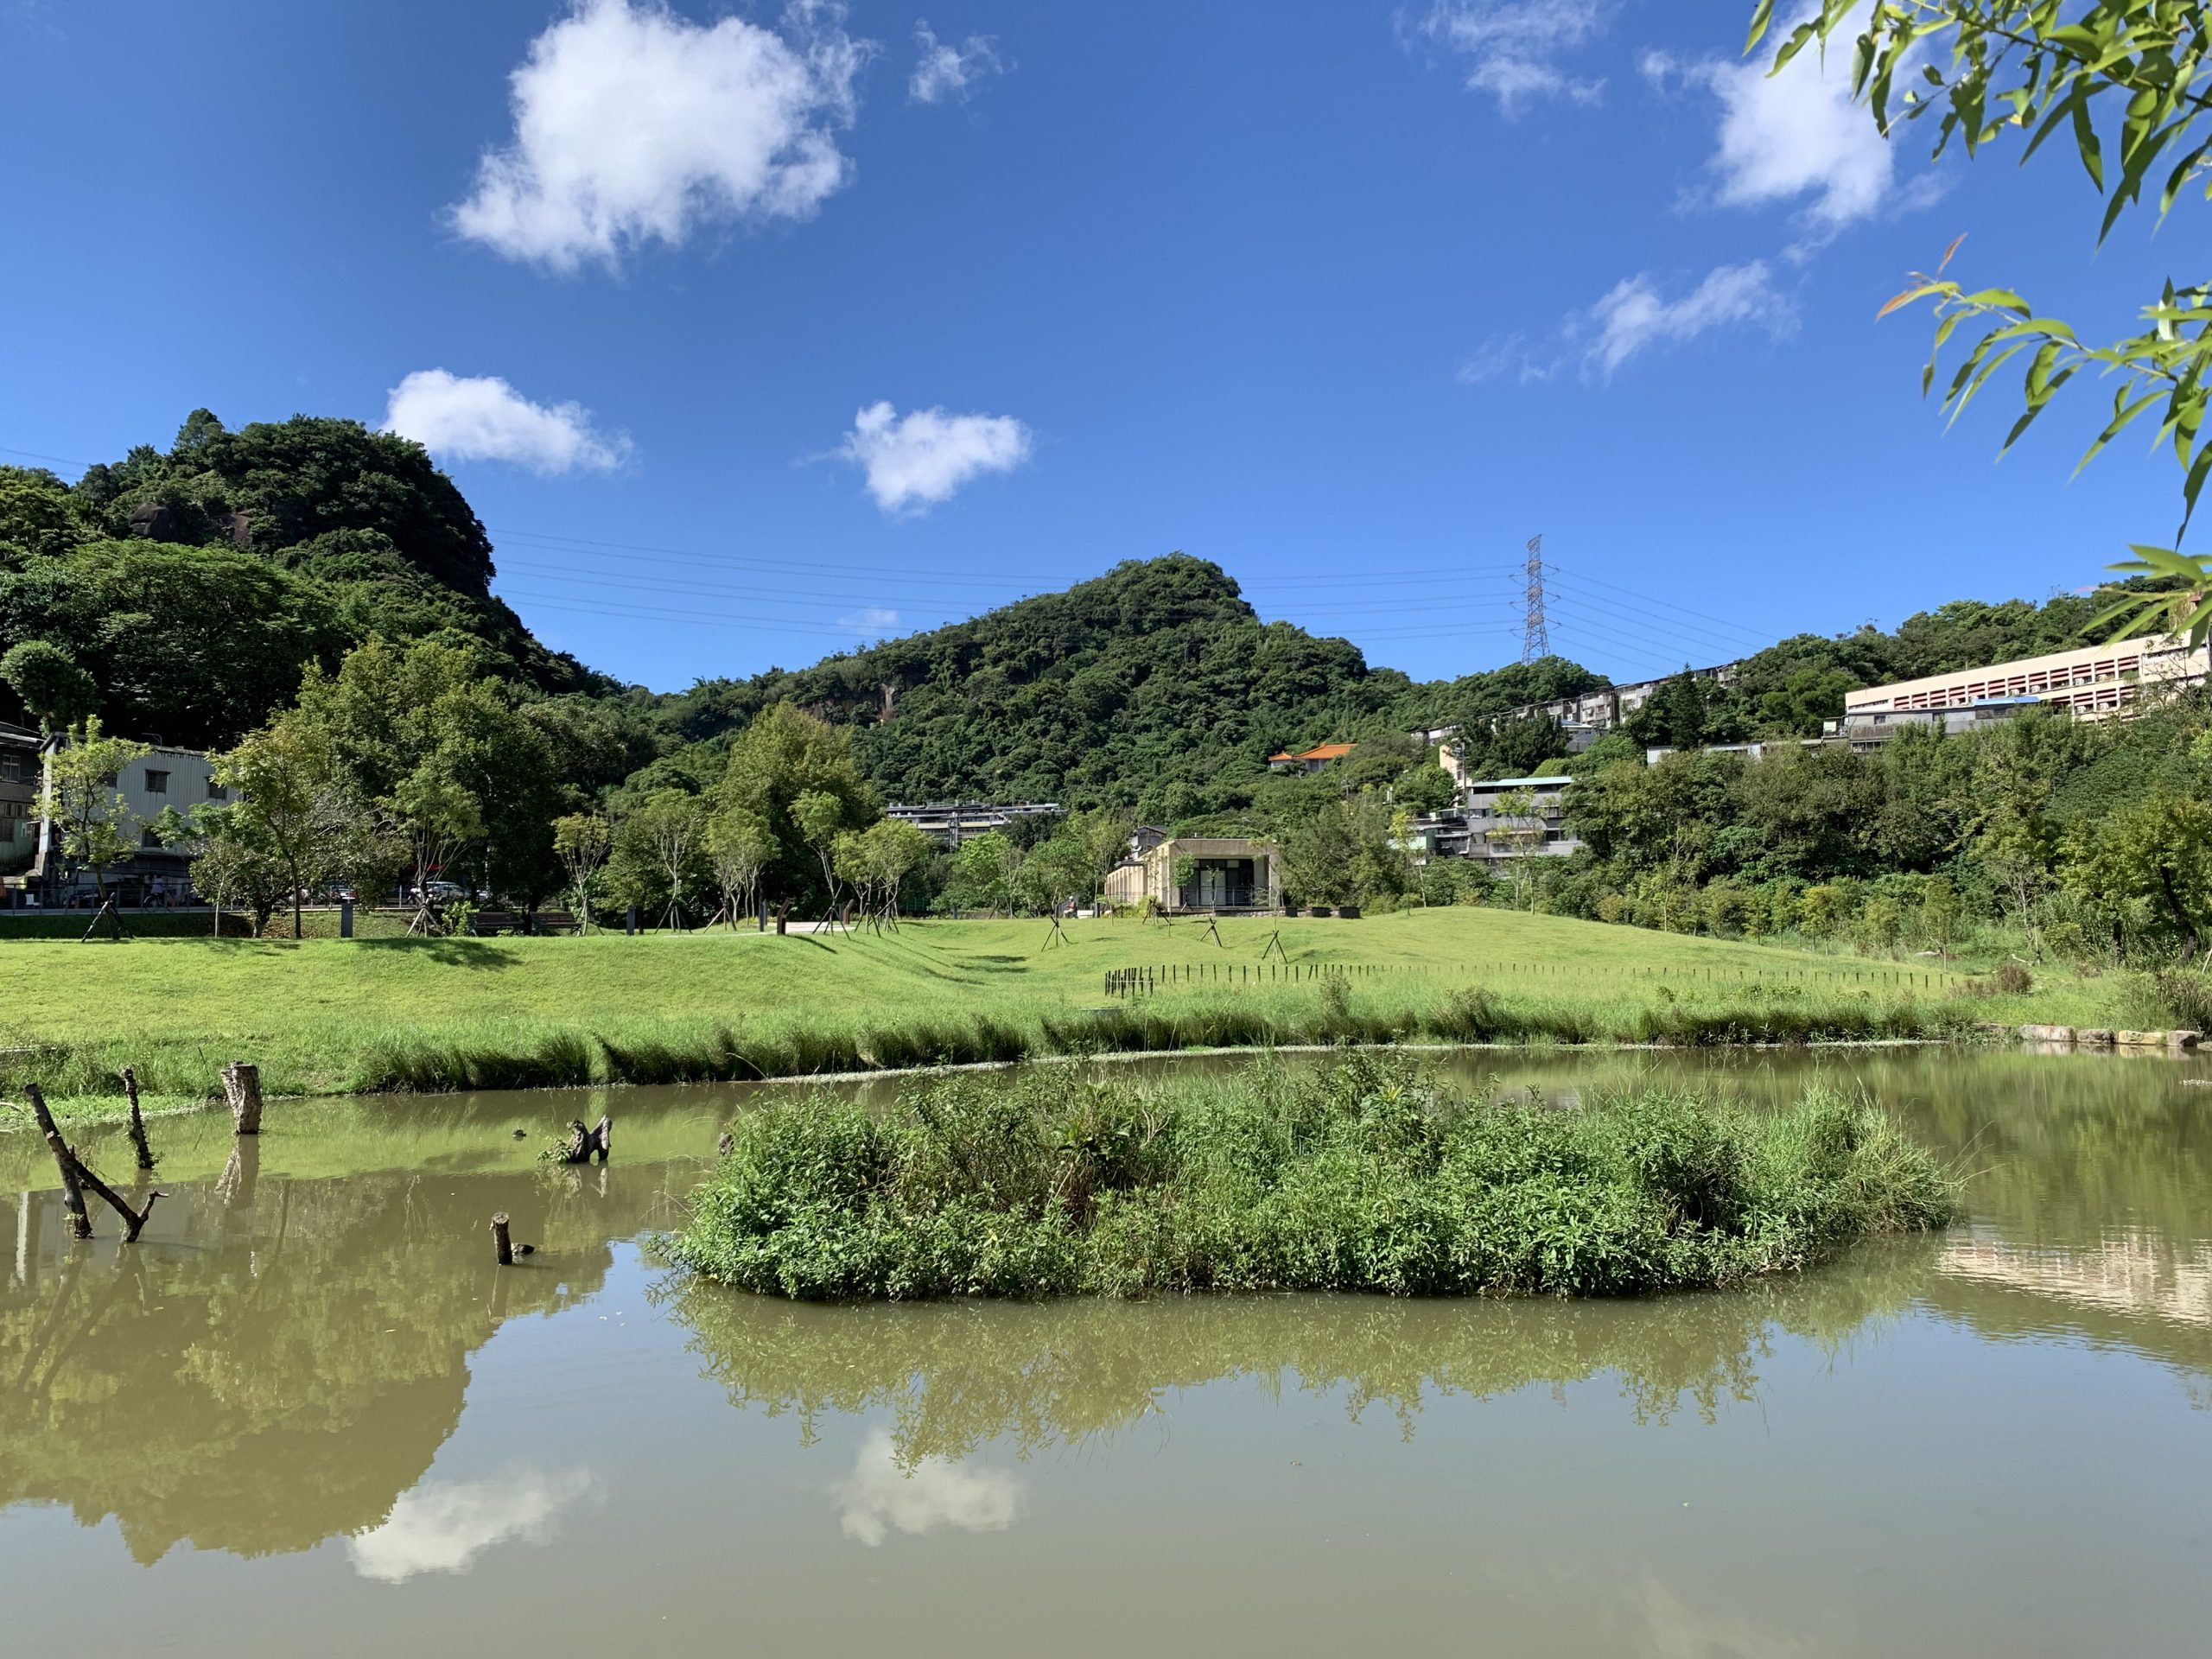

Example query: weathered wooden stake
[221,1059,263,1135]
[491,1211,514,1266]
[25,1084,91,1240]
[120,1065,156,1172]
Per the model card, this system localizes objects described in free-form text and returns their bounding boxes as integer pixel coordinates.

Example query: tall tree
[42,718,151,922]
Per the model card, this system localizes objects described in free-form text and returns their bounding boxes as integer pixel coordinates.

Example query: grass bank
[0,908,2133,1126]
[666,1055,1960,1300]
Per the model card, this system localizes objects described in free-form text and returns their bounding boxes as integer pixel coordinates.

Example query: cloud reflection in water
[837,1430,1020,1548]
[348,1467,597,1583]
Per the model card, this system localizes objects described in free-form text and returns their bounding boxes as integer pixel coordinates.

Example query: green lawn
[0,907,2149,1123]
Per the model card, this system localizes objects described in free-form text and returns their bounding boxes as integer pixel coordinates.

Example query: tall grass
[667,1055,1960,1300]
[1,975,1977,1127]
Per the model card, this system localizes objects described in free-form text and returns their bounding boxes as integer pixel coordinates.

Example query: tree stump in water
[716,1130,734,1155]
[558,1116,613,1165]
[221,1060,264,1135]
[120,1065,156,1172]
[491,1211,514,1266]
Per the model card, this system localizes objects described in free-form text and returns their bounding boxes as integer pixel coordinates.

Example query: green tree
[702,805,769,930]
[552,811,613,931]
[0,639,96,735]
[214,718,353,938]
[945,830,1020,913]
[42,717,151,922]
[715,703,878,913]
[2064,791,2212,958]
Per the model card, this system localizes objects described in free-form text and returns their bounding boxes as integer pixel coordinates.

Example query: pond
[3,1048,2209,1656]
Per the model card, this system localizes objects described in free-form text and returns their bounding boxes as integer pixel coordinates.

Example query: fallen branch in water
[23,1084,164,1242]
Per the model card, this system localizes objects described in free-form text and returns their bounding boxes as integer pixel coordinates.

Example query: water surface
[3,1049,2209,1656]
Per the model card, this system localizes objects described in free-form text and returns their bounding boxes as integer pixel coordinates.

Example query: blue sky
[0,1,2181,691]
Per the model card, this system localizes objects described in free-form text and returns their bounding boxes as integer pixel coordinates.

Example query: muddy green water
[3,1049,2209,1656]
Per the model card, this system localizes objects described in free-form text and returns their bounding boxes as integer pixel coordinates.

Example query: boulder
[2018,1025,2075,1045]
[2075,1027,2116,1047]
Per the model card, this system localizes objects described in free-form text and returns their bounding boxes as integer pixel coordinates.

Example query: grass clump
[667,1055,1958,1301]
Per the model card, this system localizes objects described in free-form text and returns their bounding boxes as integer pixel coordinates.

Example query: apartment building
[1844,635,2209,724]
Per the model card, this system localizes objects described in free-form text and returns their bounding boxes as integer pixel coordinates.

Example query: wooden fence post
[221,1060,263,1135]
[491,1211,514,1266]
[121,1065,156,1172]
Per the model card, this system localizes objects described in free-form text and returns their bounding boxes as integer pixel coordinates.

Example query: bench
[466,910,580,937]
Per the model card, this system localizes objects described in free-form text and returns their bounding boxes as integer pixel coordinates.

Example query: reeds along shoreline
[2,982,1971,1122]
[666,1054,1962,1301]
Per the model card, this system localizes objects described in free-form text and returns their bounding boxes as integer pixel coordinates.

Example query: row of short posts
[1104,962,1414,998]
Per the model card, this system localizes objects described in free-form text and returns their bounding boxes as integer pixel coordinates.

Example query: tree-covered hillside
[0,411,607,747]
[665,556,1445,817]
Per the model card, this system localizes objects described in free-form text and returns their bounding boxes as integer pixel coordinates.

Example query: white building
[1844,635,2208,724]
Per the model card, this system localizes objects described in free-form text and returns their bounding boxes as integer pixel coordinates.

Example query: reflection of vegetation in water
[0,1161,667,1563]
[667,1245,1936,1463]
[668,1055,1959,1300]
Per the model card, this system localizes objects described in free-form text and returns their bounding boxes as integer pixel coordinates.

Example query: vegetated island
[666,1055,1959,1301]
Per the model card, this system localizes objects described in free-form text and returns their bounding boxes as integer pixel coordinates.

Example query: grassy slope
[0,908,2135,1122]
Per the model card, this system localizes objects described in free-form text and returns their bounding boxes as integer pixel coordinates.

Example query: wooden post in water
[25,1084,91,1240]
[491,1211,514,1266]
[120,1065,156,1172]
[221,1060,263,1135]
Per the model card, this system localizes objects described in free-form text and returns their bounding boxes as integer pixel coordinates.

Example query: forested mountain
[0,411,608,747]
[0,404,2153,817]
[662,555,1497,819]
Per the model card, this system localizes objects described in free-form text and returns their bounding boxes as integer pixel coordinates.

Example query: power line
[1547,565,1776,646]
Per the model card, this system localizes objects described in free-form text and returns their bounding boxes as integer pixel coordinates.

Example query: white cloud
[1644,9,1929,245]
[348,1468,595,1583]
[383,370,631,474]
[910,21,1004,105]
[1410,1,1610,114]
[1461,262,1796,385]
[836,1430,1020,1548]
[837,400,1033,515]
[450,0,868,272]
[838,605,901,639]
[1581,262,1796,378]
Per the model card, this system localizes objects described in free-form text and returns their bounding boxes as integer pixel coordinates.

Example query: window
[142,827,162,849]
[144,769,169,795]
[206,781,228,802]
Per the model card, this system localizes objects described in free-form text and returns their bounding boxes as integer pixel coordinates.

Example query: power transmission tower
[1521,534,1549,663]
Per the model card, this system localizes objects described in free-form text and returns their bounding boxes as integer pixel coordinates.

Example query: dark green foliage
[664,555,1424,817]
[669,1057,1959,1300]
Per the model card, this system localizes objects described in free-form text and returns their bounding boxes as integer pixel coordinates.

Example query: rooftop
[1267,741,1356,763]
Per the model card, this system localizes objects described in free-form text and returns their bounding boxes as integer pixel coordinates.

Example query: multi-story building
[1843,635,2208,725]
[1822,695,2056,753]
[885,800,1061,846]
[11,740,223,904]
[0,721,41,880]
[1402,774,1582,868]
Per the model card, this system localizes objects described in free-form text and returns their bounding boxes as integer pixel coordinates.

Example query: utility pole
[1521,534,1549,664]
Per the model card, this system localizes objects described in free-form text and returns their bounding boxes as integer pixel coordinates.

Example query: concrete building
[1843,635,2208,725]
[1103,836,1281,912]
[0,721,40,880]
[885,800,1060,846]
[1267,741,1354,773]
[12,740,221,905]
[1822,695,2057,753]
[1460,774,1580,865]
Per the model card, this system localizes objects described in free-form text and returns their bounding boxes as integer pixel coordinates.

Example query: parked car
[411,880,468,905]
